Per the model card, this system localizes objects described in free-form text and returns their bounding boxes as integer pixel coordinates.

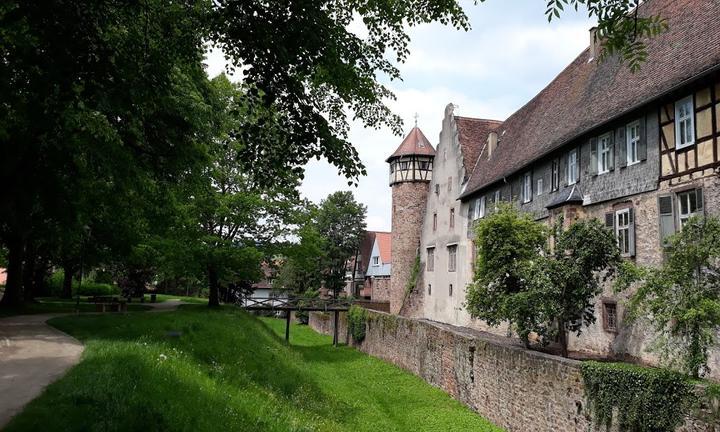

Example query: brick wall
[351,310,717,432]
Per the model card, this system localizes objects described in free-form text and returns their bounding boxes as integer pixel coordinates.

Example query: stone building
[387,0,720,377]
[344,231,392,302]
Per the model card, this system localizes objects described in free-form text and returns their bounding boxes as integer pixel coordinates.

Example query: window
[567,149,578,185]
[626,121,640,165]
[419,161,429,170]
[372,256,379,266]
[522,172,532,203]
[433,213,437,231]
[448,177,453,193]
[602,301,618,332]
[400,161,409,170]
[615,209,631,256]
[449,208,455,229]
[551,159,560,191]
[606,207,635,257]
[427,248,435,272]
[428,284,432,295]
[449,284,453,297]
[474,196,486,219]
[448,245,457,272]
[675,96,695,149]
[537,178,543,196]
[494,190,501,209]
[598,133,612,174]
[435,183,440,195]
[677,189,703,227]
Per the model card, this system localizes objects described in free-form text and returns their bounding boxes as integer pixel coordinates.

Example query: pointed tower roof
[386,127,436,162]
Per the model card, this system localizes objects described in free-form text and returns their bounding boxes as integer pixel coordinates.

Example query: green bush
[347,305,368,342]
[47,270,120,297]
[581,361,695,432]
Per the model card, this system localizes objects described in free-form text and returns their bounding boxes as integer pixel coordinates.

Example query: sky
[205,1,595,232]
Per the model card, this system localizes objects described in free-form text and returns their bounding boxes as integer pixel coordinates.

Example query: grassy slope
[6,306,502,432]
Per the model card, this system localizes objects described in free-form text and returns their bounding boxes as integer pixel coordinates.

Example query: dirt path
[0,313,83,428]
[0,299,185,428]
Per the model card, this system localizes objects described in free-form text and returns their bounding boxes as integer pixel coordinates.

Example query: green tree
[315,192,367,297]
[466,204,549,347]
[619,216,720,378]
[467,205,621,356]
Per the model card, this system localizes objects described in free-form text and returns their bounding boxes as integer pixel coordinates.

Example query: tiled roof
[461,0,720,199]
[454,116,502,179]
[386,126,436,162]
[375,232,392,264]
[546,184,584,209]
[359,231,377,273]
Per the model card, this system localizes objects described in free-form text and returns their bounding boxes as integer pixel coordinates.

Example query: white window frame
[494,190,501,209]
[677,190,700,227]
[626,121,640,166]
[474,196,486,219]
[598,133,612,174]
[567,149,578,185]
[372,256,380,266]
[537,178,543,196]
[615,209,631,257]
[551,159,560,191]
[522,172,532,203]
[675,95,695,150]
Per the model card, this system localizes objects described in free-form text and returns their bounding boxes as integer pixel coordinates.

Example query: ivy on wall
[348,305,368,342]
[581,361,695,432]
[405,254,421,297]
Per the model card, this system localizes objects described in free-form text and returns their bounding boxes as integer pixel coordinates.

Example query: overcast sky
[205,1,595,232]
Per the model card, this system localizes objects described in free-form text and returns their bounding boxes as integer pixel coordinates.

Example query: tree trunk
[22,247,36,303]
[351,248,359,297]
[208,265,220,307]
[61,262,74,299]
[0,237,24,308]
[558,319,569,358]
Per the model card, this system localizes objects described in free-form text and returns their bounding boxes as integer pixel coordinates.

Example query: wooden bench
[88,296,127,312]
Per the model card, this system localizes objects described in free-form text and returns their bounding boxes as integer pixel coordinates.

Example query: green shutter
[638,117,647,161]
[628,207,636,257]
[658,195,676,246]
[696,188,704,213]
[590,138,598,175]
[617,127,627,168]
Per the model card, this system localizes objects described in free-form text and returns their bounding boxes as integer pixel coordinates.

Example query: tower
[386,126,435,315]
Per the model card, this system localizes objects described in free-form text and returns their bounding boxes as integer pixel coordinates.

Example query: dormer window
[372,256,379,266]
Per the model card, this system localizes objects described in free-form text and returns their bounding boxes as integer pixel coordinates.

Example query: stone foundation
[347,310,719,432]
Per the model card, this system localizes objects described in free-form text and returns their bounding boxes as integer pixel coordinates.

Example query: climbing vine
[581,361,695,432]
[347,305,368,342]
[405,254,421,297]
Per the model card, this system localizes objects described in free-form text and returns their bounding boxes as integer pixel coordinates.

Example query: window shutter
[628,208,636,257]
[605,212,615,231]
[529,172,533,202]
[658,195,676,245]
[638,117,647,161]
[608,133,615,171]
[467,204,474,238]
[589,138,598,175]
[617,127,627,168]
[696,188,704,214]
[561,154,568,186]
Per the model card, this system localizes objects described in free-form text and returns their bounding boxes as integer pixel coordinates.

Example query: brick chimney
[487,131,498,159]
[589,26,599,60]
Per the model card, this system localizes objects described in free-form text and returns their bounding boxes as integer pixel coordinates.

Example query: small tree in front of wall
[619,215,720,378]
[467,204,622,357]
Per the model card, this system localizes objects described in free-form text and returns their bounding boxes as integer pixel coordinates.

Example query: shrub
[347,305,368,342]
[47,270,120,297]
[581,361,695,432]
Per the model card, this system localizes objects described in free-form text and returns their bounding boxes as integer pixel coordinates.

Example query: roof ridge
[454,115,503,123]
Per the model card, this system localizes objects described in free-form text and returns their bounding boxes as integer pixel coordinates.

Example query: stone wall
[308,311,348,344]
[368,276,391,303]
[351,310,718,432]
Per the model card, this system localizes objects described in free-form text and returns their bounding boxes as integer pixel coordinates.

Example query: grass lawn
[153,293,208,304]
[5,306,502,432]
[0,297,151,318]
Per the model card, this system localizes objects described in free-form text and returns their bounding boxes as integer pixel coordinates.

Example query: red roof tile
[462,0,720,198]
[454,116,502,179]
[386,126,436,162]
[375,232,392,264]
